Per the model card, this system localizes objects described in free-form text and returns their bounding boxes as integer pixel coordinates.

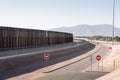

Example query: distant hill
[50,24,120,36]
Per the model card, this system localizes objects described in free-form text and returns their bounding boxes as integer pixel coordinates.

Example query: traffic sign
[44,53,49,60]
[44,53,49,67]
[109,46,112,49]
[96,55,102,71]
[96,55,101,61]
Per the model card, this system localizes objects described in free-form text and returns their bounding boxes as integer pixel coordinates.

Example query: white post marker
[44,53,49,67]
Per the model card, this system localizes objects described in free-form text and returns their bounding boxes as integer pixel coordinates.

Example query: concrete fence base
[0,42,95,73]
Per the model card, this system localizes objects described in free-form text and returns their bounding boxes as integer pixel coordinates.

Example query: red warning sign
[96,55,101,61]
[44,53,49,59]
[109,46,112,50]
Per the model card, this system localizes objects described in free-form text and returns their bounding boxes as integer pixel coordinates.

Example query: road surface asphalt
[34,44,109,80]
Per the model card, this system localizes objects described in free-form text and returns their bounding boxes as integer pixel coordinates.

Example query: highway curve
[0,41,95,79]
[33,44,109,80]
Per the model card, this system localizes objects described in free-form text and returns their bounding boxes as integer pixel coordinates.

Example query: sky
[0,0,120,30]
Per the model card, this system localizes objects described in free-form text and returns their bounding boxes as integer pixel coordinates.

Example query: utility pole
[112,0,115,45]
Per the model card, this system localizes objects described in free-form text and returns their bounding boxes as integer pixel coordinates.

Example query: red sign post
[44,53,49,67]
[96,55,102,71]
[96,55,101,61]
[44,53,49,60]
[109,46,112,50]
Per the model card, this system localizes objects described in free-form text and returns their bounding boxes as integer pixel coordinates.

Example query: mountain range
[50,24,120,36]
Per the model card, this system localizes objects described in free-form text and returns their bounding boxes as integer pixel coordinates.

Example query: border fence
[0,26,73,50]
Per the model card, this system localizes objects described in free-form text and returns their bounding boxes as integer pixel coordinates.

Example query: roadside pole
[44,53,49,67]
[46,59,48,67]
[91,55,93,71]
[102,57,103,72]
[113,59,116,70]
[98,60,99,71]
[96,55,101,72]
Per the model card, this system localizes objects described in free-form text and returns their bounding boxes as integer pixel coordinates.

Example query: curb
[42,44,101,73]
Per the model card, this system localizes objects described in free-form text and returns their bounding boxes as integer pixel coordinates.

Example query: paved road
[0,41,94,80]
[34,45,109,80]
